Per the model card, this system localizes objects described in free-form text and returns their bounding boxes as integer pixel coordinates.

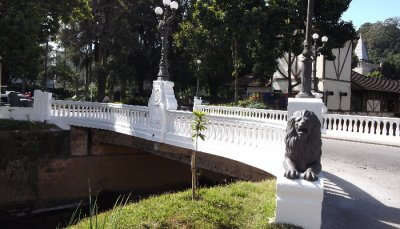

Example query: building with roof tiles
[271,35,400,116]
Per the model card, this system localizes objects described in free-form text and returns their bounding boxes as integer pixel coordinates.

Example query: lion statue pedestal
[276,176,323,229]
[275,98,325,229]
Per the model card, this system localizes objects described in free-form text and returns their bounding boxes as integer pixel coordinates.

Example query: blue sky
[341,0,399,29]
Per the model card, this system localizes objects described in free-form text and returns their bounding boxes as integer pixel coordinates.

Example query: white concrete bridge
[1,81,400,228]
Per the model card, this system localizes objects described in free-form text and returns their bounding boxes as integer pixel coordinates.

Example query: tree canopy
[0,0,90,85]
[0,0,356,103]
[359,17,400,80]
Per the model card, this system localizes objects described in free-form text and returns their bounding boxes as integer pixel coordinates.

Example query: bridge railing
[196,104,400,146]
[322,113,400,146]
[165,109,286,176]
[51,100,150,138]
[195,105,288,125]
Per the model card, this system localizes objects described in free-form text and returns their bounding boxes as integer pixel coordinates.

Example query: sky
[341,0,399,29]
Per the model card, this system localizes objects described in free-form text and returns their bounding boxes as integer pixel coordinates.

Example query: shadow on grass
[322,171,400,229]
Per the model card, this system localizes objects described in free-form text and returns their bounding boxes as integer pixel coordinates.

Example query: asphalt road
[321,138,400,229]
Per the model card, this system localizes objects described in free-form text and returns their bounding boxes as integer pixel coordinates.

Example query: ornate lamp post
[154,0,179,81]
[311,33,328,92]
[195,59,201,97]
[296,0,314,98]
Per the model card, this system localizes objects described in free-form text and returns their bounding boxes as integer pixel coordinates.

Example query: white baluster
[360,119,365,133]
[343,118,349,132]
[376,120,381,135]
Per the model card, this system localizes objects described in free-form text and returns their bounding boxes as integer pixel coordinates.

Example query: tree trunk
[95,42,106,102]
[232,38,239,103]
[84,59,89,99]
[120,79,126,102]
[191,139,198,201]
[75,65,79,96]
[97,72,106,102]
[234,75,238,103]
[288,52,292,96]
[43,40,49,89]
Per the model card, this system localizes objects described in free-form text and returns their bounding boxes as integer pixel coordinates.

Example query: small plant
[191,111,207,200]
[66,180,131,229]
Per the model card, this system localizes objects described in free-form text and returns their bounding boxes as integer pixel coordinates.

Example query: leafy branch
[191,111,208,200]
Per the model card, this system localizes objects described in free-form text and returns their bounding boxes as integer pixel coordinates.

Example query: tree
[59,0,162,101]
[367,70,383,78]
[174,0,356,102]
[359,18,400,64]
[0,0,90,89]
[175,0,284,103]
[191,111,207,201]
[381,54,400,80]
[359,17,400,80]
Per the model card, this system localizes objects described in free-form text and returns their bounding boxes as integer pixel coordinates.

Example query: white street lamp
[154,7,163,15]
[163,0,171,6]
[170,1,179,10]
[321,36,328,43]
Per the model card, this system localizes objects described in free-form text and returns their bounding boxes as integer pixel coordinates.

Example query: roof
[351,71,400,94]
[354,34,369,61]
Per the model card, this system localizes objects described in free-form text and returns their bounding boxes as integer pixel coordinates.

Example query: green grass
[0,119,57,131]
[68,180,294,229]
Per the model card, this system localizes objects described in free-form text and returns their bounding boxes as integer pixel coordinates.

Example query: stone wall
[0,127,193,213]
[0,126,269,214]
[0,129,69,210]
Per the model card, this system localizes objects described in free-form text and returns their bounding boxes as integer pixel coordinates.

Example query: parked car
[5,91,33,107]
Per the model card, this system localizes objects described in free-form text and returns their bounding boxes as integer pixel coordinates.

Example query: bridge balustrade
[195,105,288,125]
[45,100,289,176]
[164,109,286,176]
[196,105,400,147]
[322,113,400,146]
[51,100,151,138]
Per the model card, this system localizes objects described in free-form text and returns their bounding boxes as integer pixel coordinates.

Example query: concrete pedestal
[274,97,326,228]
[193,96,202,106]
[276,176,324,229]
[287,97,326,122]
[148,78,178,141]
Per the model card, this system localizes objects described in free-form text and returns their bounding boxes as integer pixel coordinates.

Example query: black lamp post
[311,33,328,92]
[155,0,179,81]
[296,0,314,98]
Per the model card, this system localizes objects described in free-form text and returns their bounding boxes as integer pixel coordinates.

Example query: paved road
[321,139,400,229]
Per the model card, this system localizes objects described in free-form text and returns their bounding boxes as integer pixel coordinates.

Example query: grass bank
[68,180,292,229]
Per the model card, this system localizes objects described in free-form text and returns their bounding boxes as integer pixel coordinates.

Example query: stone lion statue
[284,110,322,181]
